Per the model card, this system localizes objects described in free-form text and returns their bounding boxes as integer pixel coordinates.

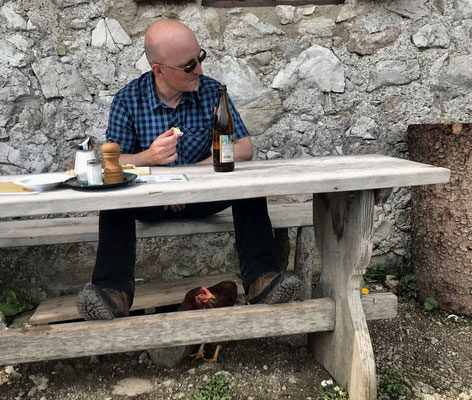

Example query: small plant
[0,289,23,317]
[397,273,419,303]
[424,296,439,311]
[188,373,232,400]
[377,367,414,399]
[364,263,390,284]
[320,379,349,399]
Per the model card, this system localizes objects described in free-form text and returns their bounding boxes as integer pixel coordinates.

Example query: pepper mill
[101,139,123,184]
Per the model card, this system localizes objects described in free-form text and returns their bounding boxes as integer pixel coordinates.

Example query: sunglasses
[159,49,207,74]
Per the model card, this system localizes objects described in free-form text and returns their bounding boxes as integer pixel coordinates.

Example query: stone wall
[1,0,471,302]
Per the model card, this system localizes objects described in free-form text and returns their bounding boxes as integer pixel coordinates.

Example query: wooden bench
[0,202,313,247]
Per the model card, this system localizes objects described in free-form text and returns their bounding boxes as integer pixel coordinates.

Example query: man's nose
[193,60,203,75]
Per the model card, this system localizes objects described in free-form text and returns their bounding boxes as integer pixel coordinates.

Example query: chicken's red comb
[201,286,212,297]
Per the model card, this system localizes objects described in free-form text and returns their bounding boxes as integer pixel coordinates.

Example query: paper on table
[0,182,39,195]
[135,174,189,183]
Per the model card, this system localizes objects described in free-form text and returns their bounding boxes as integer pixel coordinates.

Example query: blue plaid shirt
[106,72,249,165]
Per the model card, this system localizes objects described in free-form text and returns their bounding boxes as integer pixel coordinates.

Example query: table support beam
[309,190,377,400]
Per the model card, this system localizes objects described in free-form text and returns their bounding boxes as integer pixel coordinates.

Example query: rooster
[181,280,238,362]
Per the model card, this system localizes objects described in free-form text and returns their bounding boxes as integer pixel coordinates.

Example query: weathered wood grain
[0,156,450,218]
[0,202,312,248]
[0,299,335,366]
[309,190,377,400]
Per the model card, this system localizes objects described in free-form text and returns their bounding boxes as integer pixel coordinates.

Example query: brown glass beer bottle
[212,85,234,172]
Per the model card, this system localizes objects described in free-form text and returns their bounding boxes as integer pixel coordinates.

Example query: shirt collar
[144,71,201,110]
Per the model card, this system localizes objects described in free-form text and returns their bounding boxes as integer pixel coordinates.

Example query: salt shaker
[86,159,103,185]
[74,137,95,182]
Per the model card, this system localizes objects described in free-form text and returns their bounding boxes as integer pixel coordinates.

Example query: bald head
[144,19,199,66]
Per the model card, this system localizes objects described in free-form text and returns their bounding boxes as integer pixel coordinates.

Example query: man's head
[145,20,203,94]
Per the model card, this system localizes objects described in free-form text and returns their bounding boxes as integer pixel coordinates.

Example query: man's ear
[151,64,163,78]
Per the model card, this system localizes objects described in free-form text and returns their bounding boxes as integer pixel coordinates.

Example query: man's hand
[145,128,179,165]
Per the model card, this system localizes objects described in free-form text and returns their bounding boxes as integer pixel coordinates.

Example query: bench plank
[0,292,397,366]
[29,272,244,325]
[0,203,313,248]
[0,299,336,366]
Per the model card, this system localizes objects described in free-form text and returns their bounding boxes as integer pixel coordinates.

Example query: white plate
[13,173,69,192]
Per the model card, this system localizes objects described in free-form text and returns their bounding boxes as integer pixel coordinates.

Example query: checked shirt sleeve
[227,93,250,141]
[105,94,137,154]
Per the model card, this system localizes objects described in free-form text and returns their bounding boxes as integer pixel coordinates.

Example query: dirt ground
[1,302,471,400]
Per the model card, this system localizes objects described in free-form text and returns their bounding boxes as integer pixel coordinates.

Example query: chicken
[181,280,238,362]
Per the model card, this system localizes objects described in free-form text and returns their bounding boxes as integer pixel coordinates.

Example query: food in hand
[173,127,183,137]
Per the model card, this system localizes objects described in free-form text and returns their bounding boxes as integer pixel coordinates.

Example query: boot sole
[249,271,302,305]
[76,285,126,320]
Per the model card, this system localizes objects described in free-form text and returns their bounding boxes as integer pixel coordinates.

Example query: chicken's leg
[189,344,205,361]
[205,344,222,363]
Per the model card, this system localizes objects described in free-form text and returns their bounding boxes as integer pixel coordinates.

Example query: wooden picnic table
[0,155,450,400]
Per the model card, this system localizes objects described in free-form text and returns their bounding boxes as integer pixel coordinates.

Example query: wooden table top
[0,155,450,218]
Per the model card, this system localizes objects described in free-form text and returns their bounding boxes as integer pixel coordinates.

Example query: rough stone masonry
[0,0,471,303]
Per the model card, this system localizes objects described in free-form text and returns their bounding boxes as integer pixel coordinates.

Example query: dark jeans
[91,197,280,301]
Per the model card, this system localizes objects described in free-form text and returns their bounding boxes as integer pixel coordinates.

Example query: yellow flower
[362,288,369,294]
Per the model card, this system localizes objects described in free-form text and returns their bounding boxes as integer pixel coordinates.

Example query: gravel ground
[1,302,471,400]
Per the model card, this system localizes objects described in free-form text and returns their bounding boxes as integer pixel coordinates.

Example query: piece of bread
[173,127,183,137]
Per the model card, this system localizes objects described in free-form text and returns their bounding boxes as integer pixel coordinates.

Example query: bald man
[77,20,301,321]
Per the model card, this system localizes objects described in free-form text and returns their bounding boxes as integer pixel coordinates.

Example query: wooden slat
[0,202,313,248]
[361,292,397,320]
[0,298,335,366]
[0,156,450,218]
[29,272,244,325]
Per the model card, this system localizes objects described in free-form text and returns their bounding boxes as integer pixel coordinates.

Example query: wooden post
[308,190,377,400]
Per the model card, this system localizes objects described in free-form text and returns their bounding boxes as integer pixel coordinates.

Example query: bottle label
[220,135,234,163]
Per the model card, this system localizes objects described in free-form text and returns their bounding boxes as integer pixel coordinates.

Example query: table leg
[308,190,377,400]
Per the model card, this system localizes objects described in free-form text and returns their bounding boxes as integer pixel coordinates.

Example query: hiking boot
[77,284,131,320]
[247,270,302,304]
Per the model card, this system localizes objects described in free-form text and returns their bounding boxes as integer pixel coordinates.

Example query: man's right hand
[145,128,178,165]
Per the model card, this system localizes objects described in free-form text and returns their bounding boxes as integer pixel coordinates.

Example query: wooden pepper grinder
[101,139,123,184]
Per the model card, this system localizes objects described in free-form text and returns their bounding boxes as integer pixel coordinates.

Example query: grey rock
[385,275,399,290]
[32,56,92,101]
[336,4,359,23]
[205,55,266,107]
[382,96,407,122]
[0,66,30,102]
[277,40,303,59]
[346,116,377,140]
[70,18,88,30]
[0,34,33,67]
[239,92,284,136]
[272,45,345,93]
[412,24,450,48]
[438,54,472,95]
[135,52,150,74]
[223,13,284,57]
[347,27,402,55]
[367,60,420,92]
[91,18,132,53]
[385,0,430,20]
[0,3,27,30]
[298,18,334,38]
[147,345,194,368]
[52,0,90,8]
[275,5,296,25]
[295,5,316,22]
[454,0,472,19]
